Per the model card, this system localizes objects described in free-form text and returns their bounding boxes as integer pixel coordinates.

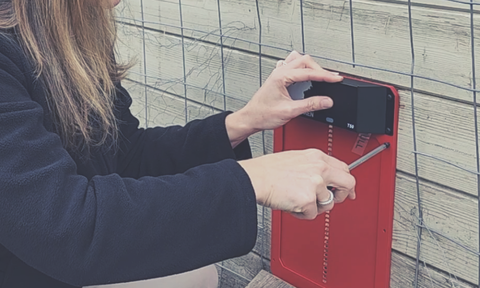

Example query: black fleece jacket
[0,33,257,287]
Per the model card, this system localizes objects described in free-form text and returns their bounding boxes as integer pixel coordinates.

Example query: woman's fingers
[276,51,303,68]
[282,68,343,86]
[239,149,356,220]
[282,55,341,83]
[284,50,303,63]
[321,166,357,202]
[233,51,342,142]
[316,182,335,214]
[316,153,356,201]
[318,152,350,173]
[288,96,334,117]
[235,51,357,219]
[295,202,321,220]
[288,54,323,69]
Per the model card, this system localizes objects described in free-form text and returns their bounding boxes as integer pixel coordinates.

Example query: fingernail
[321,98,333,108]
[330,71,340,76]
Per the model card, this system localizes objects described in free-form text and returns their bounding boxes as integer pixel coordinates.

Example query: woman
[0,0,355,287]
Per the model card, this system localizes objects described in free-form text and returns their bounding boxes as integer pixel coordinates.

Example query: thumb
[291,96,333,116]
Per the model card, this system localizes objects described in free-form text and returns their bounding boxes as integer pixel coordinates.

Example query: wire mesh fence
[115,0,480,287]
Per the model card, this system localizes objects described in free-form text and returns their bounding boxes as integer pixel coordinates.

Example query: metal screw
[387,94,393,101]
[386,127,392,134]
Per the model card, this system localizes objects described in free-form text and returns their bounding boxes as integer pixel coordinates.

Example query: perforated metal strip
[322,124,334,283]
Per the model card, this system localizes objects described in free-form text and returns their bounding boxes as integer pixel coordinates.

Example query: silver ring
[317,191,334,206]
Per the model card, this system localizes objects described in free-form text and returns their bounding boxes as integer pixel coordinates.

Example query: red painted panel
[271,78,399,288]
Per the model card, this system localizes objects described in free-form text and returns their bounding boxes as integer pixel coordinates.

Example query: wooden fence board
[390,251,476,288]
[117,0,480,103]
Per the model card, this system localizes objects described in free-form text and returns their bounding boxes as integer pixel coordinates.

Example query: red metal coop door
[271,78,399,288]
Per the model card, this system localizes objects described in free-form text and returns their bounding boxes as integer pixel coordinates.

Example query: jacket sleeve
[114,84,252,178]
[0,47,257,286]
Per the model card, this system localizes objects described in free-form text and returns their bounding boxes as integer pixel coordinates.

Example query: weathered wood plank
[246,270,295,288]
[115,21,145,84]
[117,0,479,26]
[116,24,262,112]
[219,252,265,283]
[122,80,226,127]
[390,251,476,288]
[117,0,480,103]
[217,265,250,288]
[371,0,480,12]
[397,89,480,197]
[392,172,478,284]
[216,252,271,288]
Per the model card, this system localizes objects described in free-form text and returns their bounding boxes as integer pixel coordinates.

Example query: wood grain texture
[246,270,295,288]
[219,253,265,283]
[217,252,265,288]
[397,89,480,197]
[370,0,480,12]
[217,268,250,288]
[390,251,476,288]
[117,0,480,102]
[393,173,478,284]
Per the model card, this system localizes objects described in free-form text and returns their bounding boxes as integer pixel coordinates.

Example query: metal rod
[178,0,188,124]
[255,0,266,271]
[467,0,480,284]
[216,0,227,111]
[139,0,148,128]
[300,0,305,54]
[349,0,356,68]
[348,142,390,170]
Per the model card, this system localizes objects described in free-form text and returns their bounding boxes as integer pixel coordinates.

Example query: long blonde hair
[0,0,130,150]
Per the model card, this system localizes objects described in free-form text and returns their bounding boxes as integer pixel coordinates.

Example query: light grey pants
[85,265,218,288]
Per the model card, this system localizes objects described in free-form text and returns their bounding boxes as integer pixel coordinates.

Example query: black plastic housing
[288,78,395,135]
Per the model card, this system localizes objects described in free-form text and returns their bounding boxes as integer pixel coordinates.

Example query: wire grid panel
[115,0,480,287]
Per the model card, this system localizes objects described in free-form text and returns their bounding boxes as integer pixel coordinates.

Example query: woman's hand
[238,149,356,219]
[226,51,343,147]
